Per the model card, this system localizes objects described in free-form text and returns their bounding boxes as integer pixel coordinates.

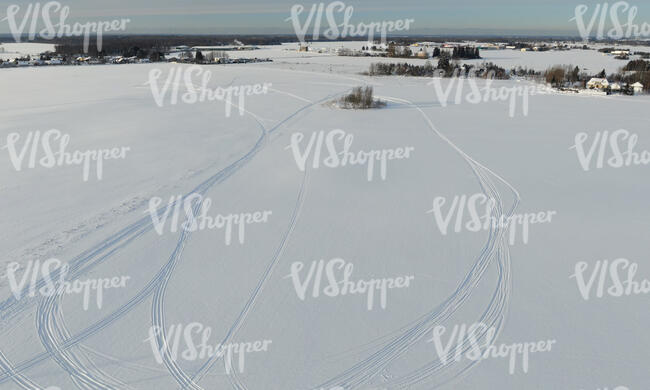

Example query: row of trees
[510,66,542,77]
[367,60,508,80]
[382,44,480,60]
[368,62,435,77]
[54,43,166,62]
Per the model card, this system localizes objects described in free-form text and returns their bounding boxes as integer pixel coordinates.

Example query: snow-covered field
[0,42,56,61]
[220,41,650,74]
[1,42,649,390]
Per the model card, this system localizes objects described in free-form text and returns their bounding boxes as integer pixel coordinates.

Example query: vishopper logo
[3,258,130,310]
[2,130,130,181]
[145,193,272,244]
[146,66,272,117]
[285,258,415,310]
[428,322,556,375]
[1,2,130,52]
[571,130,650,171]
[286,129,415,181]
[144,323,272,374]
[426,193,556,245]
[428,69,545,118]
[286,1,414,45]
[571,259,650,300]
[571,2,650,41]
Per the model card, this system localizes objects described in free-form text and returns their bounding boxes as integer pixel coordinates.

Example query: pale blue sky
[1,0,649,36]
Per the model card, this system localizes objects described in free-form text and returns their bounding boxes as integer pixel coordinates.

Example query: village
[585,77,645,95]
[0,39,647,96]
[0,43,272,68]
[302,40,648,96]
[296,40,618,57]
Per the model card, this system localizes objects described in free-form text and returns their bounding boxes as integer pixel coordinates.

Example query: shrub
[337,86,386,109]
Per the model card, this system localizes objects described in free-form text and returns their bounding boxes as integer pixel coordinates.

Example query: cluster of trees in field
[544,65,585,87]
[367,60,508,79]
[337,86,386,109]
[451,46,481,59]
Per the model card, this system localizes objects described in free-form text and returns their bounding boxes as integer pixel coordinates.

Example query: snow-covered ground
[0,43,649,390]
[218,41,650,74]
[0,42,56,61]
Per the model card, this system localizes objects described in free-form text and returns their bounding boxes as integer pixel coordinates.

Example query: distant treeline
[386,37,650,47]
[3,33,650,46]
[50,35,301,56]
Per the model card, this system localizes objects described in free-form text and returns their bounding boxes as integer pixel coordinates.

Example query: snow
[0,42,649,390]
[0,42,57,60]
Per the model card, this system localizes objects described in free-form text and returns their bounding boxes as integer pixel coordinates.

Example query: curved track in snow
[0,68,520,390]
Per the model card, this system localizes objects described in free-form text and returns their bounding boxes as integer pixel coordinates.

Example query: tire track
[0,87,343,387]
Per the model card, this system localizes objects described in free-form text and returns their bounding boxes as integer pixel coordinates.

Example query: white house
[632,82,644,94]
[610,83,621,91]
[587,78,609,89]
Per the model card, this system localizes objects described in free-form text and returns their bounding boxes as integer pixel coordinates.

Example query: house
[587,78,609,89]
[632,82,644,94]
[416,50,428,59]
[299,45,309,52]
[610,83,621,91]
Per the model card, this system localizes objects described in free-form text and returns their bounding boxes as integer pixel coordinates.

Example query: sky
[0,0,649,37]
